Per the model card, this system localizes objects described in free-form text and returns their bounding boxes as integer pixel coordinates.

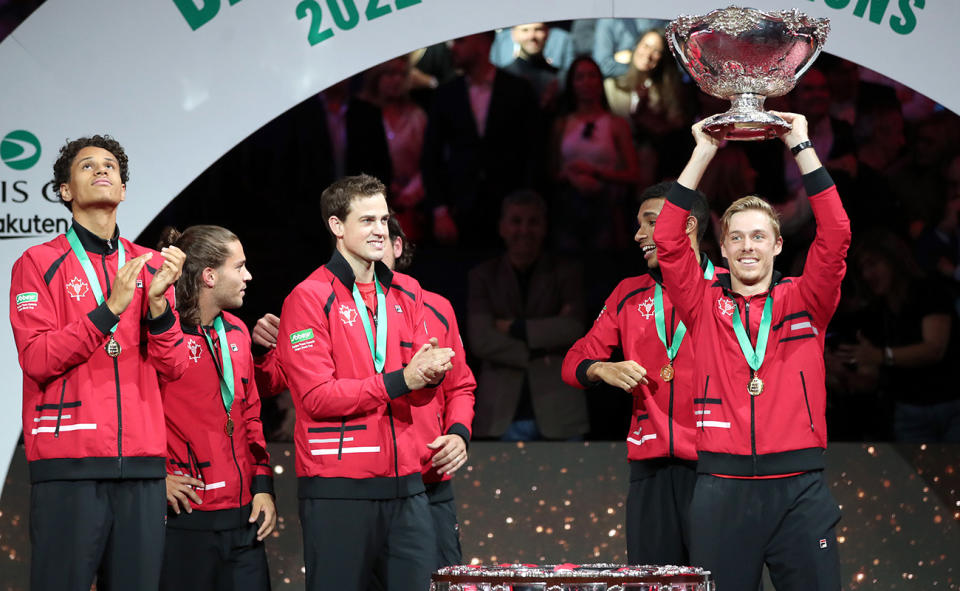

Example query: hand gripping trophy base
[702,93,791,141]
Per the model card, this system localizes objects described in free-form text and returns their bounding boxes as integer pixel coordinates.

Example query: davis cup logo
[1,130,41,171]
[65,277,89,301]
[637,297,655,319]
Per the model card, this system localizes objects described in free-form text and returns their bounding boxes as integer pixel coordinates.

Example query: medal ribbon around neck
[202,316,235,418]
[352,277,387,373]
[66,227,125,333]
[731,294,774,372]
[654,260,715,361]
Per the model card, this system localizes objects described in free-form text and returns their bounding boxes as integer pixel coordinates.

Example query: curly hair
[157,225,238,327]
[52,135,130,211]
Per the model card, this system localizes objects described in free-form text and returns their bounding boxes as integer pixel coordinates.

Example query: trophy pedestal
[702,93,791,141]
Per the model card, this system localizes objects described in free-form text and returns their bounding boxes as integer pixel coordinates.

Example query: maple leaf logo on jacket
[637,297,655,319]
[187,339,202,363]
[339,304,359,326]
[65,277,89,301]
[717,296,736,317]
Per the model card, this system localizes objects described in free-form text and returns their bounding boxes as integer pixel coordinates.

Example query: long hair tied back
[158,225,238,326]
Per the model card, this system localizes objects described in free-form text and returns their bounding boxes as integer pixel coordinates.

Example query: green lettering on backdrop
[365,0,391,21]
[173,0,243,31]
[890,0,923,35]
[824,0,851,9]
[853,0,890,24]
[328,0,360,30]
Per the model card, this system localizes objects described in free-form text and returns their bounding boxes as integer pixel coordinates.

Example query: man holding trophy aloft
[652,7,848,590]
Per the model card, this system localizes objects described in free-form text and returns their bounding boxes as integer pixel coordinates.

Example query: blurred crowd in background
[4,5,959,444]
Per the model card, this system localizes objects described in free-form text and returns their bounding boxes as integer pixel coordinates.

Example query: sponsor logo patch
[136,279,143,288]
[290,328,315,352]
[65,276,89,301]
[637,296,655,319]
[230,343,238,352]
[819,538,828,549]
[15,291,38,311]
[395,304,402,313]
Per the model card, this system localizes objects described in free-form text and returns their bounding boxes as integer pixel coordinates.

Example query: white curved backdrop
[0,0,956,487]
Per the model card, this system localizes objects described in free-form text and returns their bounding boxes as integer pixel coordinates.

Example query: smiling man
[562,181,714,566]
[156,225,275,591]
[653,115,851,590]
[9,135,188,590]
[276,174,455,591]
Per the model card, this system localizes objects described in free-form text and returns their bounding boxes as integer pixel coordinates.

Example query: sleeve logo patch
[15,292,38,311]
[290,328,316,351]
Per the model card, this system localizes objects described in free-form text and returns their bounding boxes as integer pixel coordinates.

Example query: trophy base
[702,94,791,141]
[702,111,791,141]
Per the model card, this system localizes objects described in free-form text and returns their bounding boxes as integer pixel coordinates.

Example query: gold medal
[660,363,675,382]
[105,335,121,358]
[748,374,764,396]
[224,416,234,437]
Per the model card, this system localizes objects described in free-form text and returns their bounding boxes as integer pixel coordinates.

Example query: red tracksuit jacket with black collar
[653,168,851,476]
[161,312,273,529]
[9,221,187,483]
[416,290,475,488]
[561,257,720,464]
[277,251,438,499]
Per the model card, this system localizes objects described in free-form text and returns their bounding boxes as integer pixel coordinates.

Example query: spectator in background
[491,22,575,80]
[362,57,429,242]
[846,101,907,235]
[468,191,588,441]
[422,32,540,245]
[604,29,694,181]
[915,153,960,302]
[501,23,562,109]
[818,54,899,127]
[549,56,640,253]
[835,231,960,442]
[592,18,667,78]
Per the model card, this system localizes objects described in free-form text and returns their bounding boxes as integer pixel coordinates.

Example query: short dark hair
[320,174,387,236]
[386,211,415,271]
[638,181,710,241]
[52,135,129,211]
[500,189,547,220]
[157,225,239,326]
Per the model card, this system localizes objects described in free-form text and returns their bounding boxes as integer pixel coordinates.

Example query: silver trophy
[667,6,830,140]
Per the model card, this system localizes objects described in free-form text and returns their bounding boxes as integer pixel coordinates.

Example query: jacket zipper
[228,427,244,507]
[667,307,675,457]
[744,297,758,475]
[102,253,123,473]
[54,378,67,438]
[387,404,400,497]
[800,371,814,431]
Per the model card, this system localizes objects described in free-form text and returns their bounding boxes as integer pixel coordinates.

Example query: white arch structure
[0,0,956,486]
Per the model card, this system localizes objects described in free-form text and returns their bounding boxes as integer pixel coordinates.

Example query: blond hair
[719,196,781,240]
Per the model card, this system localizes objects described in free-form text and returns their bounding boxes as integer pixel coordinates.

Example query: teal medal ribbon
[202,315,236,436]
[731,294,773,396]
[653,260,714,381]
[66,226,125,357]
[352,278,387,373]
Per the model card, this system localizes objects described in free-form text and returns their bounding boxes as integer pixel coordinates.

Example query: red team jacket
[417,290,475,487]
[161,312,273,528]
[562,259,720,464]
[653,168,851,476]
[277,252,438,499]
[9,222,187,482]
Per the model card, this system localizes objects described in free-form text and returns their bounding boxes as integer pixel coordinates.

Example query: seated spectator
[604,28,694,180]
[549,56,640,253]
[501,23,563,109]
[833,231,960,442]
[467,191,588,441]
[422,32,540,245]
[362,56,429,242]
[592,18,668,78]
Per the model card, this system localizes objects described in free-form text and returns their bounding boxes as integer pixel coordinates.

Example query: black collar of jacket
[325,249,394,292]
[71,219,121,255]
[180,313,242,335]
[647,251,713,285]
[715,268,784,297]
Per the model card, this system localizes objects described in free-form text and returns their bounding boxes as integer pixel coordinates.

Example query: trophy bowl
[667,6,830,140]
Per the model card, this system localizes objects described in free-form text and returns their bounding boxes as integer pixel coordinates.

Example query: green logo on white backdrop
[1,130,41,171]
